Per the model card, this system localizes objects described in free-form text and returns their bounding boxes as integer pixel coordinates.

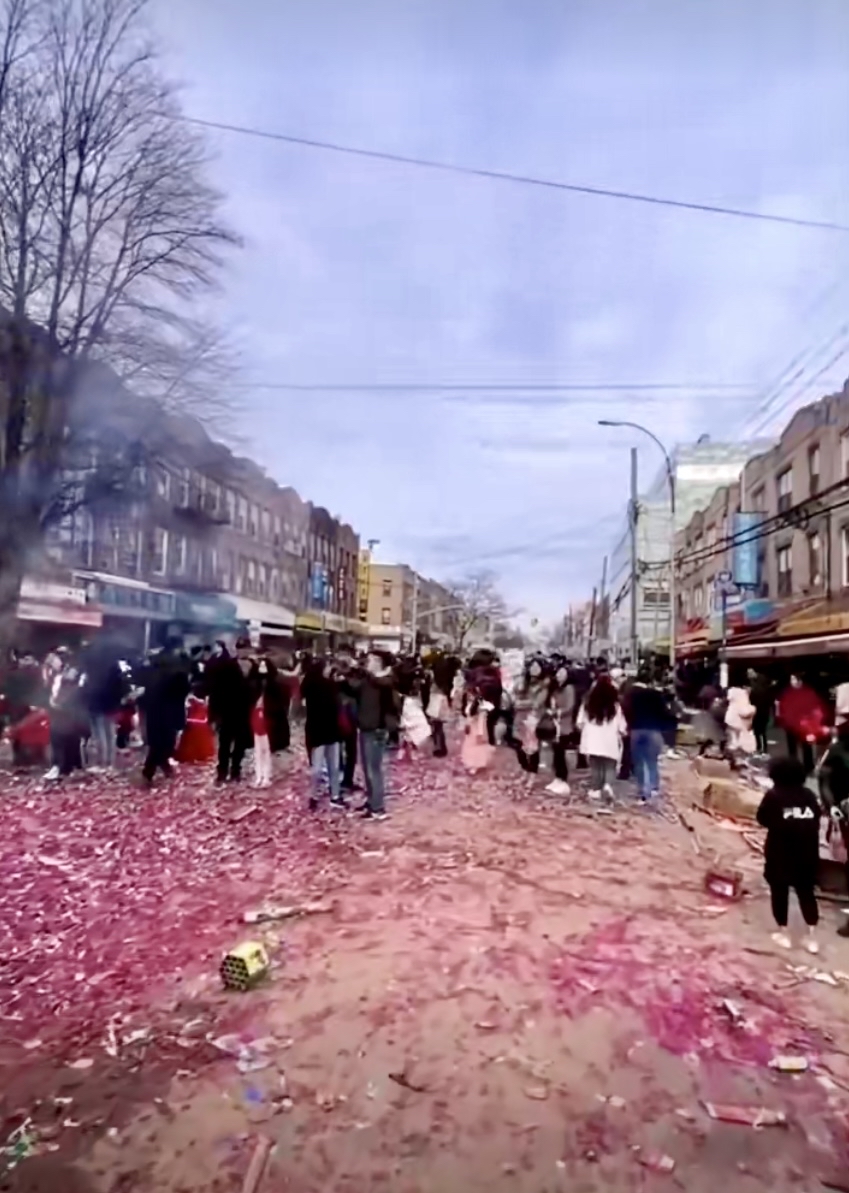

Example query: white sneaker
[602,783,614,800]
[588,789,601,801]
[805,934,820,955]
[545,779,571,796]
[771,931,792,950]
[43,765,60,781]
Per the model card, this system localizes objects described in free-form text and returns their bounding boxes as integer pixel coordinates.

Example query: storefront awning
[17,598,102,628]
[233,595,295,633]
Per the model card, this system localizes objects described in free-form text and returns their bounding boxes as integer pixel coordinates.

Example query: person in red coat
[776,674,830,776]
[175,685,216,764]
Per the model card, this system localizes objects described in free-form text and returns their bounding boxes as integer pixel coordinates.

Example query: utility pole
[598,554,608,647]
[410,570,419,655]
[587,585,598,658]
[629,447,639,668]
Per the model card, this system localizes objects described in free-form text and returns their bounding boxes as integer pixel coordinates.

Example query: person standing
[428,652,459,758]
[301,658,344,810]
[549,664,576,794]
[577,674,627,801]
[251,687,272,788]
[818,721,849,937]
[625,668,670,802]
[749,669,774,755]
[206,639,254,784]
[725,681,757,766]
[81,648,128,772]
[175,682,216,764]
[777,674,830,776]
[139,644,190,785]
[45,658,87,780]
[757,756,821,953]
[335,655,361,791]
[355,652,395,819]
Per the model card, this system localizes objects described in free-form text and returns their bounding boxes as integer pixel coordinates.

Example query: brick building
[675,381,849,661]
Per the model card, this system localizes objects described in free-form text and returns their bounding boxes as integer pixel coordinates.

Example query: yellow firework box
[220,941,270,991]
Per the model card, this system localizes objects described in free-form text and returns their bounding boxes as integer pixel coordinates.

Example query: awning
[233,595,295,632]
[17,598,103,628]
[295,611,324,632]
[726,631,849,660]
[777,598,849,639]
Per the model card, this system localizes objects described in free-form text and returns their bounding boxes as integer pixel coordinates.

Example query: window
[225,489,236,525]
[777,545,792,596]
[248,504,258,537]
[261,509,271,540]
[809,445,821,496]
[843,527,849,588]
[777,468,793,514]
[178,468,189,508]
[237,496,247,532]
[270,569,280,601]
[221,551,234,592]
[809,533,822,588]
[381,607,391,625]
[155,465,170,500]
[258,563,267,597]
[247,559,256,594]
[273,514,281,544]
[842,433,849,480]
[152,528,168,575]
[194,473,206,509]
[208,547,218,580]
[382,579,392,598]
[751,485,766,512]
[206,480,220,514]
[175,534,187,575]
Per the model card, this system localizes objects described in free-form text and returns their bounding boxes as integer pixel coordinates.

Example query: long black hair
[585,675,619,723]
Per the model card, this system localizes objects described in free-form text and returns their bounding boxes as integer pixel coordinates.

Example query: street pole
[630,447,639,668]
[668,470,677,673]
[598,554,608,641]
[587,585,598,658]
[410,570,418,655]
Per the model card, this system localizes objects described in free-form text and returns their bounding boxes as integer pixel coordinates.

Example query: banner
[358,549,370,621]
[732,512,763,589]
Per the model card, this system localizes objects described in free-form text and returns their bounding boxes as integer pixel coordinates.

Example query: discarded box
[220,941,270,992]
[704,864,744,902]
[703,1102,787,1127]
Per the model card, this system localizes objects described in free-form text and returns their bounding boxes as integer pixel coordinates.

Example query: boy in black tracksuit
[756,756,821,953]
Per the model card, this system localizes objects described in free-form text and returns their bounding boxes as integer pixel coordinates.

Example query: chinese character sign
[732,512,763,589]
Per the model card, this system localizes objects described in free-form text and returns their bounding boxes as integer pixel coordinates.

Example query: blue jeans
[631,729,663,799]
[360,730,386,812]
[90,713,116,769]
[310,742,341,802]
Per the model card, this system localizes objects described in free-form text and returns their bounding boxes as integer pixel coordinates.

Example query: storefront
[74,571,177,654]
[233,596,296,649]
[173,593,242,649]
[16,578,102,652]
[294,610,326,651]
[725,598,849,666]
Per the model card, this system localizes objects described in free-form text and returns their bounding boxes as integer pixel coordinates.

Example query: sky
[150,0,849,624]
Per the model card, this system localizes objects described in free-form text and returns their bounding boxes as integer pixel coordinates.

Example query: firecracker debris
[2,751,849,1191]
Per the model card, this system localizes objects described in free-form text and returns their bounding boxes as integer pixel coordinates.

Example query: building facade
[607,437,773,657]
[675,382,849,661]
[361,564,458,651]
[33,399,360,652]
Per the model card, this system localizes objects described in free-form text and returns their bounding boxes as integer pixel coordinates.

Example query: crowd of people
[6,637,849,947]
[0,640,682,810]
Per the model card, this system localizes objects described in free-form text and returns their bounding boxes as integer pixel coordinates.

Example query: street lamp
[598,419,677,670]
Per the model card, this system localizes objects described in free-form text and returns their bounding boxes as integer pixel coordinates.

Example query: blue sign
[310,564,327,607]
[732,512,763,589]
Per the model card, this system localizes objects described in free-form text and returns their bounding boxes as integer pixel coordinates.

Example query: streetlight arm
[598,419,674,496]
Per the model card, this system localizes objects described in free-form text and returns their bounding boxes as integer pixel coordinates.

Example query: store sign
[176,593,238,626]
[310,564,327,607]
[295,611,324,632]
[732,512,763,589]
[20,578,88,606]
[358,549,370,621]
[17,599,102,627]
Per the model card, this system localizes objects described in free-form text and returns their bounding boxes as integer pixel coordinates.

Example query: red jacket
[777,684,830,741]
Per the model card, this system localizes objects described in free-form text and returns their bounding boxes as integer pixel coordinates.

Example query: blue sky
[151,0,849,622]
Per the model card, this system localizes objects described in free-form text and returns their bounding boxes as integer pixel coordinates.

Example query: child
[460,698,495,775]
[252,691,272,789]
[756,756,821,953]
[175,683,216,764]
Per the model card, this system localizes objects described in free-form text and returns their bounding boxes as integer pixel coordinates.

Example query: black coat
[206,654,253,727]
[302,673,341,749]
[757,783,821,887]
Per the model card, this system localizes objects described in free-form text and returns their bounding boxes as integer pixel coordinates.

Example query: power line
[741,322,849,438]
[239,381,754,393]
[747,332,849,439]
[183,114,849,235]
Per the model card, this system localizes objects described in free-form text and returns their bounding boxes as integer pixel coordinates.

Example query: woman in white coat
[577,674,627,800]
[725,683,756,763]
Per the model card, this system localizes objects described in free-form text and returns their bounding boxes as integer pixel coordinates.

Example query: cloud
[151,0,849,621]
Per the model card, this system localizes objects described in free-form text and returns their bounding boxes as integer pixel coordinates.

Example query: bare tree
[0,0,240,650]
[446,569,510,651]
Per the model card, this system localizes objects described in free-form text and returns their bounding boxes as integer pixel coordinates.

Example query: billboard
[732,512,763,589]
